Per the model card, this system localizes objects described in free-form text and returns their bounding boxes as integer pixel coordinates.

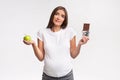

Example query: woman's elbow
[71,53,77,59]
[38,58,44,61]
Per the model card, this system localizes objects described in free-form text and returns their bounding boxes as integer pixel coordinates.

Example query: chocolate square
[83,23,90,31]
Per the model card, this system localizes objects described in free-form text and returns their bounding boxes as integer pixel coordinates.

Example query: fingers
[83,36,89,41]
[23,40,30,45]
[79,36,89,45]
[81,37,88,42]
[23,40,33,45]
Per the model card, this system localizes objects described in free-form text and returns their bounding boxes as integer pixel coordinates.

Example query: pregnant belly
[43,58,72,77]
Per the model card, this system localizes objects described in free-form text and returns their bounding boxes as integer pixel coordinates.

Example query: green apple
[23,35,31,41]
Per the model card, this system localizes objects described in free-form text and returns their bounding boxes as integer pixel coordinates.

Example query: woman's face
[53,9,65,27]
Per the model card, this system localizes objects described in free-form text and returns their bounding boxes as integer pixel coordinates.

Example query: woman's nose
[56,16,60,20]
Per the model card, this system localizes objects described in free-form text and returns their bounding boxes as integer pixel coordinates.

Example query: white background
[0,0,120,80]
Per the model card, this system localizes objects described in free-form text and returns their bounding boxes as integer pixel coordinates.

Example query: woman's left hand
[79,36,89,45]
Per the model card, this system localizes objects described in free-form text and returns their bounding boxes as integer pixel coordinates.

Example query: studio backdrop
[0,0,120,80]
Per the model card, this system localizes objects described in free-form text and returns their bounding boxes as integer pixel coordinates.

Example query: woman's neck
[51,26,61,32]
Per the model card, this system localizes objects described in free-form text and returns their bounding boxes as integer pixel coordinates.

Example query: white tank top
[37,27,76,77]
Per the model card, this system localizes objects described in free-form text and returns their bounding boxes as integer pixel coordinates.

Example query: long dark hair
[47,6,68,29]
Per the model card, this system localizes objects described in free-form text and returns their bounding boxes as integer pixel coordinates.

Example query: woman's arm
[23,39,45,61]
[32,39,45,61]
[70,36,89,59]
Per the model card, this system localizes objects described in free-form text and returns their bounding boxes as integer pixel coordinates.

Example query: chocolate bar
[82,23,90,36]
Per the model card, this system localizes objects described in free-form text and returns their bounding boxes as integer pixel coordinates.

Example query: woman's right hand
[23,40,35,45]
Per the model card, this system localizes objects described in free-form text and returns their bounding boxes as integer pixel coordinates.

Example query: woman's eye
[55,12,59,15]
[61,15,65,18]
[55,12,65,18]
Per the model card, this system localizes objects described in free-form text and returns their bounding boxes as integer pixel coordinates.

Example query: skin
[23,9,89,61]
